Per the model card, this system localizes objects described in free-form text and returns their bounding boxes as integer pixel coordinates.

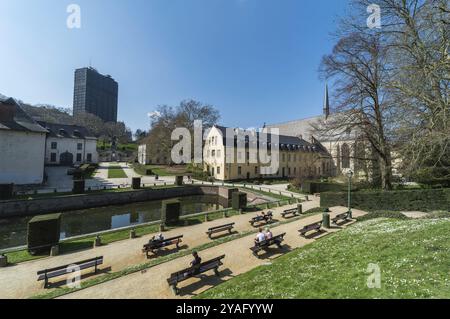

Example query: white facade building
[0,97,48,185]
[138,144,149,165]
[38,122,98,166]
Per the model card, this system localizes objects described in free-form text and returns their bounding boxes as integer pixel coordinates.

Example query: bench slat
[37,257,103,283]
[36,256,103,276]
[208,223,235,231]
[168,255,226,281]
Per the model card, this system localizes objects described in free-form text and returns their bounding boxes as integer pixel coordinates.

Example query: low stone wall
[0,185,229,218]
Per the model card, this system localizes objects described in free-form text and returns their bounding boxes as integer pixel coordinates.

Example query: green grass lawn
[197,216,450,299]
[107,166,128,178]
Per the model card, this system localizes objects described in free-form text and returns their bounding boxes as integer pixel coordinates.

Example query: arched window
[341,143,350,169]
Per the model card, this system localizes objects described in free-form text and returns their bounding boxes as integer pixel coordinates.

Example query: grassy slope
[197,217,450,299]
[107,166,128,178]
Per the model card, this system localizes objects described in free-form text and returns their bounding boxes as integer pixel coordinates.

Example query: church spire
[323,84,330,119]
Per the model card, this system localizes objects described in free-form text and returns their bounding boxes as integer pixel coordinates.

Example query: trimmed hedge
[301,181,352,194]
[132,163,153,176]
[321,188,450,212]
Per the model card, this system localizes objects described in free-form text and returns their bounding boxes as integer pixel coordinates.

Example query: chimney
[0,101,16,122]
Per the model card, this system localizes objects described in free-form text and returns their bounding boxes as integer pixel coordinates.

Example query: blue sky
[0,0,350,132]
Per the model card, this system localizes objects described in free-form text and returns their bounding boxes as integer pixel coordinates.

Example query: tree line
[19,102,133,144]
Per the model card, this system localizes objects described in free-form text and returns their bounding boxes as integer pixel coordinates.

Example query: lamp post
[347,169,353,219]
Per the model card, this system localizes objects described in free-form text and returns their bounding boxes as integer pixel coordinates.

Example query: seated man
[189,251,202,275]
[254,228,266,246]
[265,228,273,240]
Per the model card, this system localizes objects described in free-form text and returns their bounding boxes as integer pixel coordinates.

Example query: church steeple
[323,84,330,119]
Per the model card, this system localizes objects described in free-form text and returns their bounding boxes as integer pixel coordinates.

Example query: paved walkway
[59,205,366,299]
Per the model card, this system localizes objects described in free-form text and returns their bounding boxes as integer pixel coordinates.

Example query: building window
[77,143,83,150]
[217,167,220,175]
[255,166,258,175]
[217,150,221,157]
[50,153,57,162]
[76,153,82,162]
[238,166,242,175]
[211,150,216,157]
[51,142,57,150]
[341,143,350,169]
[87,153,92,162]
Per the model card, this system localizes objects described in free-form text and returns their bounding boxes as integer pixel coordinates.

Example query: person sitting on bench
[265,228,273,240]
[151,233,164,243]
[190,251,202,275]
[254,228,266,246]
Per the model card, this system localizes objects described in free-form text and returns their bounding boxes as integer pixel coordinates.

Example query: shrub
[356,211,410,222]
[420,211,450,219]
[321,188,450,212]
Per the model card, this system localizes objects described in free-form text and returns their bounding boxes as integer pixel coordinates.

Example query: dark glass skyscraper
[73,67,118,122]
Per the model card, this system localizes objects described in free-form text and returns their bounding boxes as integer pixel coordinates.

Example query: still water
[0,195,227,250]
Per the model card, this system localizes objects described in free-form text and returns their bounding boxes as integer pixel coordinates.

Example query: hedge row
[132,163,153,176]
[302,181,352,194]
[320,188,450,212]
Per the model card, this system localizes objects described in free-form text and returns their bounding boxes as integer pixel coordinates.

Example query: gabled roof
[0,97,48,133]
[210,125,326,153]
[37,121,96,140]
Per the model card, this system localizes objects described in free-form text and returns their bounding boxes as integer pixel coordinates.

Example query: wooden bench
[332,212,350,225]
[250,233,286,257]
[167,255,226,295]
[142,235,183,258]
[37,256,103,288]
[249,211,273,227]
[299,221,322,237]
[281,208,298,218]
[206,223,235,239]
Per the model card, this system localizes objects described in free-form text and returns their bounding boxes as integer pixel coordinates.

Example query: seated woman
[265,228,273,240]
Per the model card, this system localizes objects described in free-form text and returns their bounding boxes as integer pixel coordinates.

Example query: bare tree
[369,0,450,181]
[318,32,395,190]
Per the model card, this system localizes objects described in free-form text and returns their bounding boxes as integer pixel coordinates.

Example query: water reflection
[0,195,227,250]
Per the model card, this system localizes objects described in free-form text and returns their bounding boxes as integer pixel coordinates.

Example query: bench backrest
[252,212,273,220]
[209,223,235,231]
[37,256,103,275]
[303,222,322,230]
[257,233,286,246]
[169,255,226,280]
[145,235,183,248]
